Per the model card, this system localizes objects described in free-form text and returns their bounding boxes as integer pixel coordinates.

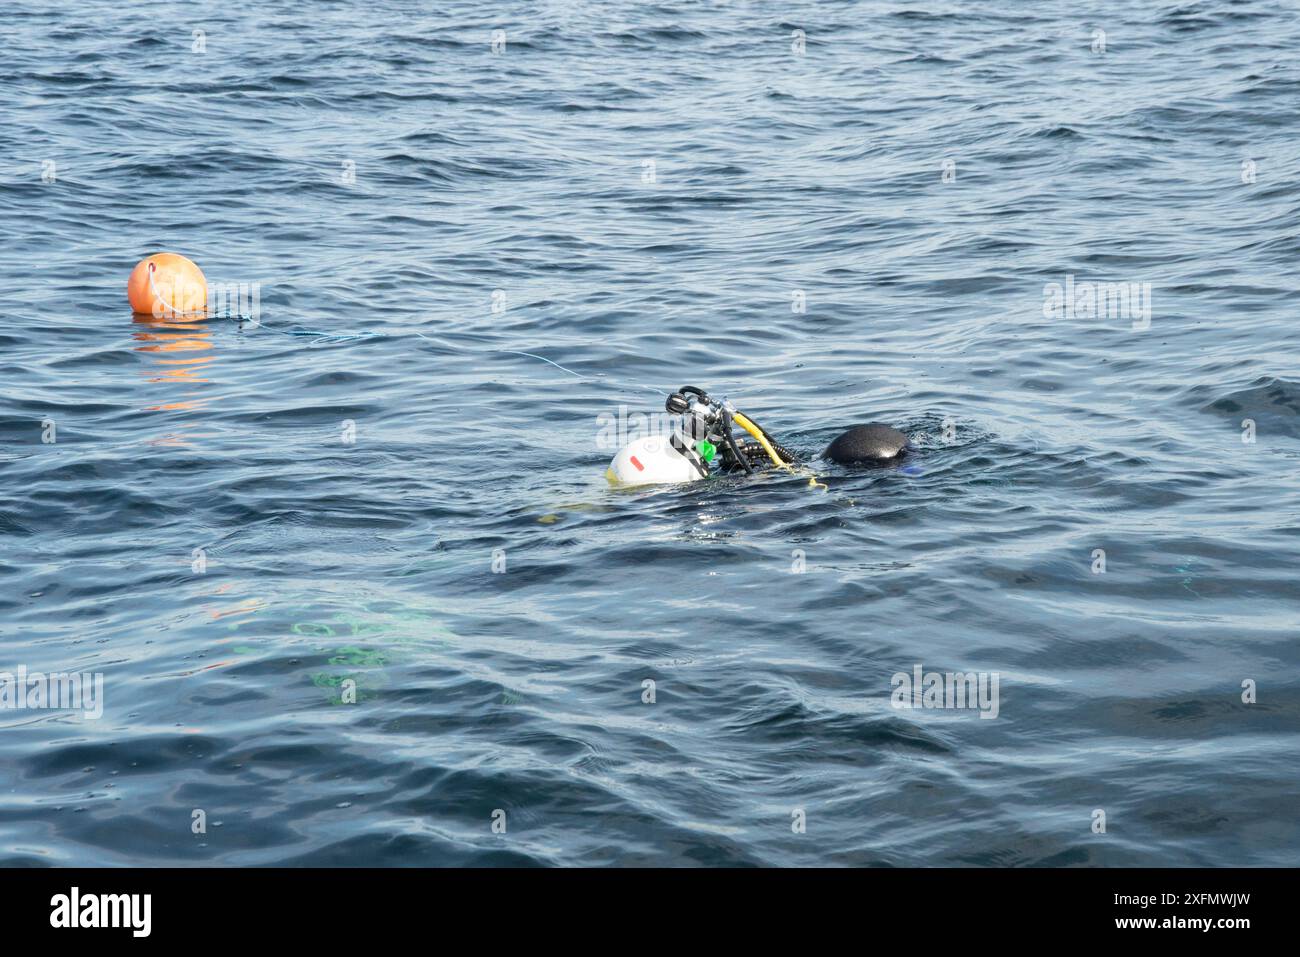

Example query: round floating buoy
[127,252,206,318]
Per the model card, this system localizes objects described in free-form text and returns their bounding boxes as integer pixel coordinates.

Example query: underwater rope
[212,311,666,393]
[130,254,825,488]
[197,308,822,487]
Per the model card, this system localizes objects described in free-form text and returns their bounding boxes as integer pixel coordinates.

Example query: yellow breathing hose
[732,411,828,491]
[731,412,784,467]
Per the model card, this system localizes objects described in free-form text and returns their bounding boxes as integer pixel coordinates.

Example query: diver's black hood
[824,423,909,464]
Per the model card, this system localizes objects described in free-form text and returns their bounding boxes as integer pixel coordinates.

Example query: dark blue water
[3,0,1299,866]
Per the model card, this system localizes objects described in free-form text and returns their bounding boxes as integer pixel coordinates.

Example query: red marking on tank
[630,455,645,471]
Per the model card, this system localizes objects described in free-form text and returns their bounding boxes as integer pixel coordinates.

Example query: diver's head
[824,423,908,465]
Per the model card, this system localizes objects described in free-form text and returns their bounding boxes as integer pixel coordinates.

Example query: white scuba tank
[606,434,710,486]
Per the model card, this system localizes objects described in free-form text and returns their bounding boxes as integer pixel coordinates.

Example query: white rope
[146,261,207,319]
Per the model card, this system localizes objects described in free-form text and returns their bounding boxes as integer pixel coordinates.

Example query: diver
[606,385,908,486]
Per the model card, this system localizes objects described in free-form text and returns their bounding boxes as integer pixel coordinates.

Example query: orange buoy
[127,253,207,318]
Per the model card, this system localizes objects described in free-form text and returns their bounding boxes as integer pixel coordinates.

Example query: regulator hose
[750,419,800,464]
[732,411,796,467]
[720,409,755,474]
[732,410,825,491]
[764,438,800,464]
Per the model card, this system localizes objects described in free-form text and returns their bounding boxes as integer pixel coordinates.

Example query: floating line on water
[208,312,664,395]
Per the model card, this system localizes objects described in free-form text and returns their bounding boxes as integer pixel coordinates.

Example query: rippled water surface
[2,0,1299,866]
